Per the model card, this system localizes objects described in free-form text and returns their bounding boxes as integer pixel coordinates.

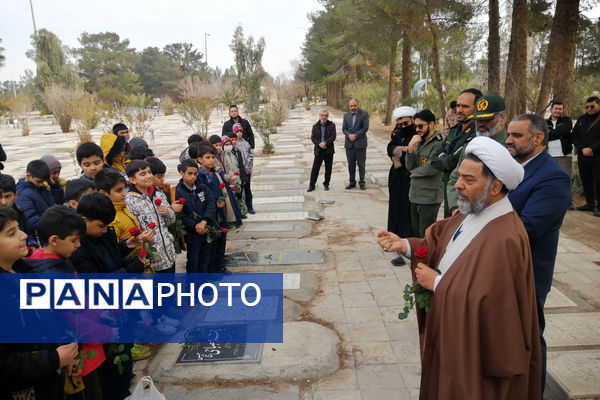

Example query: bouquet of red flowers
[398,246,439,320]
[129,225,160,265]
[205,225,229,244]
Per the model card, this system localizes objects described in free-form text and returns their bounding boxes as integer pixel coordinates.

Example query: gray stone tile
[546,313,600,347]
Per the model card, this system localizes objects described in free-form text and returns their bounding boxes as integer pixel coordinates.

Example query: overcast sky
[0,0,323,82]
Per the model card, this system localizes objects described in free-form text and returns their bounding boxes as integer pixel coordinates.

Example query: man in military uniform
[446,94,509,216]
[405,109,444,238]
[431,88,482,217]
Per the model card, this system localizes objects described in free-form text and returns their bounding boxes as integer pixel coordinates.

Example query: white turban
[393,106,416,121]
[465,136,524,190]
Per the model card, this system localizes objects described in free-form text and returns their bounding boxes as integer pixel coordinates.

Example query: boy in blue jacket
[175,159,216,273]
[191,144,239,273]
[15,160,56,246]
[27,206,85,273]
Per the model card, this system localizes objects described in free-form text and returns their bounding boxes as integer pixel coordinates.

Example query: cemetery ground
[1,106,599,399]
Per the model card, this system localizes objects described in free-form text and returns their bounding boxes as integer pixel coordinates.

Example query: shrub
[250,106,278,154]
[72,94,101,145]
[179,97,215,139]
[344,81,387,116]
[4,93,34,136]
[42,84,86,133]
[162,97,175,115]
[271,100,290,126]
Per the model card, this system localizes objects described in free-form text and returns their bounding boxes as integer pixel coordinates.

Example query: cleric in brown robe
[378,136,541,400]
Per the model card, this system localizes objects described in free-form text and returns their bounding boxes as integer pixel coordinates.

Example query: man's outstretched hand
[377,231,406,254]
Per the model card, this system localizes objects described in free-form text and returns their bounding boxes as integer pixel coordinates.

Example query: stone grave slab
[226,250,325,266]
[252,184,306,191]
[161,384,300,400]
[253,196,304,204]
[176,342,263,364]
[148,322,339,382]
[545,313,600,347]
[253,174,303,181]
[252,190,305,198]
[254,203,304,212]
[242,223,294,233]
[245,211,309,222]
[277,148,305,154]
[545,287,578,308]
[547,350,600,399]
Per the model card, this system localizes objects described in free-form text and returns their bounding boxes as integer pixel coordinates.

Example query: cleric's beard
[457,177,493,215]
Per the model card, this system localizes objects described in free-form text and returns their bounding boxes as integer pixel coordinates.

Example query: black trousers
[309,151,334,187]
[346,147,366,184]
[242,174,253,210]
[537,295,547,396]
[578,155,600,207]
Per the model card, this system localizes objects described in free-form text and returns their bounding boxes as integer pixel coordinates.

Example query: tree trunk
[401,28,412,103]
[384,41,399,125]
[504,0,528,119]
[488,0,501,94]
[550,0,580,115]
[424,0,447,121]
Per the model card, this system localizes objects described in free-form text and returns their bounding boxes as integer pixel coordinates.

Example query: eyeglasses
[415,124,427,129]
[398,121,411,127]
[585,105,597,109]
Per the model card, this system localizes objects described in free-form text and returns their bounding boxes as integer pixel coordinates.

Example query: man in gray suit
[343,98,370,190]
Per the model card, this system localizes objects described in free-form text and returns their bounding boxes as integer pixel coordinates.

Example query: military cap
[473,94,506,120]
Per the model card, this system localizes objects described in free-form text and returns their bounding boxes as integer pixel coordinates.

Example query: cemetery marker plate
[226,250,325,266]
[176,342,263,364]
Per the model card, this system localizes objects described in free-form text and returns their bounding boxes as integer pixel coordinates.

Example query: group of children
[0,123,255,400]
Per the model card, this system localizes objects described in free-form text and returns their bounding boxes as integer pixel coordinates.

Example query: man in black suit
[308,110,336,192]
[222,105,255,149]
[342,98,369,190]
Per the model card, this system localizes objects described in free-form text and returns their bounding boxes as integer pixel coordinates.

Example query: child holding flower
[191,145,240,273]
[175,159,216,273]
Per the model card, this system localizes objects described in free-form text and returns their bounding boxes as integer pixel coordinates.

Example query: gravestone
[176,341,263,364]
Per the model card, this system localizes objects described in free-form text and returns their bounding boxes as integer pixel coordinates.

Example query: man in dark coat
[342,98,369,190]
[308,109,336,191]
[386,106,417,266]
[222,105,255,149]
[572,96,600,216]
[507,114,572,395]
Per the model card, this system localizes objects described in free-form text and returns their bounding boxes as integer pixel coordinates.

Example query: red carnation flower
[178,198,186,205]
[138,248,147,258]
[415,246,428,259]
[154,198,162,206]
[148,222,156,229]
[234,172,239,176]
[219,183,226,189]
[128,227,142,236]
[221,227,229,233]
[230,185,235,191]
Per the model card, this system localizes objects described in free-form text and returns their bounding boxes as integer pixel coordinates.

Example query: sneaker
[391,256,406,266]
[153,323,176,335]
[158,315,180,327]
[307,186,316,192]
[323,184,329,191]
[576,204,594,211]
[248,209,256,214]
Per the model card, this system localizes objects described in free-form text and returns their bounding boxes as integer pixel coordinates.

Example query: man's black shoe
[594,209,600,217]
[241,214,248,219]
[359,183,366,190]
[248,209,256,214]
[345,183,356,190]
[323,184,329,191]
[576,204,594,211]
[391,256,406,266]
[307,186,316,192]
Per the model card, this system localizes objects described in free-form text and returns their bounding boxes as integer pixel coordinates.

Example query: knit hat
[233,123,243,134]
[221,136,233,146]
[129,137,148,149]
[40,154,61,171]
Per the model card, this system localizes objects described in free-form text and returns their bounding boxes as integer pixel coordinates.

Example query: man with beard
[446,94,508,215]
[506,114,571,396]
[431,88,482,217]
[386,106,417,266]
[405,109,444,238]
[377,136,541,400]
[343,98,369,190]
[572,96,600,216]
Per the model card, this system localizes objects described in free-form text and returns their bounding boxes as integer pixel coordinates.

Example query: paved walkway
[1,106,599,399]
